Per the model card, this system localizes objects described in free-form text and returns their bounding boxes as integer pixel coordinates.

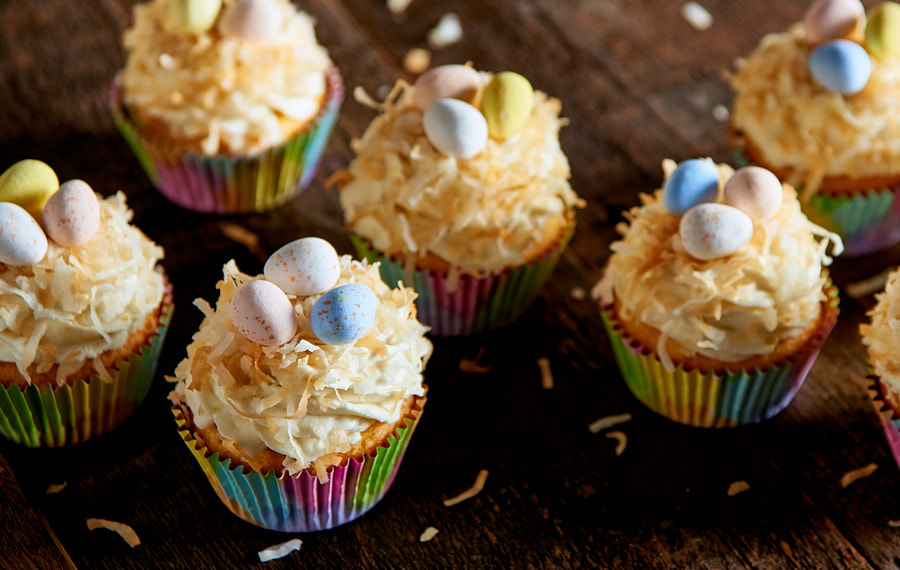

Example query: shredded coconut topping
[338,73,582,275]
[0,192,165,384]
[862,268,900,397]
[595,160,840,364]
[170,257,431,475]
[731,24,900,190]
[121,0,332,156]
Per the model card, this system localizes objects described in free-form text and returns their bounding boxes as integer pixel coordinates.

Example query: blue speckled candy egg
[662,159,719,215]
[809,40,871,95]
[311,284,377,345]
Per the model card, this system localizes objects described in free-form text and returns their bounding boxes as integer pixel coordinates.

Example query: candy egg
[680,204,754,261]
[42,180,101,247]
[264,237,340,296]
[413,65,482,111]
[218,0,283,42]
[310,284,377,345]
[723,167,784,221]
[480,71,535,140]
[803,0,865,45]
[423,99,488,159]
[169,0,223,34]
[809,40,872,95]
[662,159,720,216]
[0,202,48,265]
[866,2,900,58]
[230,280,297,346]
[0,159,59,217]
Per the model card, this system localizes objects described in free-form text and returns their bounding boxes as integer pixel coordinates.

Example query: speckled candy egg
[42,180,101,247]
[218,0,283,42]
[413,65,481,111]
[809,40,872,95]
[723,167,783,221]
[480,71,534,140]
[0,202,48,265]
[0,159,59,218]
[662,159,720,216]
[803,0,865,45]
[680,204,754,261]
[264,237,340,296]
[230,280,297,346]
[310,284,376,345]
[169,0,223,34]
[866,2,900,59]
[423,99,488,159]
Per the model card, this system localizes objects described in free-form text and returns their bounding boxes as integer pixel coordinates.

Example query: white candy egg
[264,237,340,296]
[230,280,297,346]
[723,167,784,221]
[423,99,488,159]
[0,202,48,265]
[803,0,865,46]
[218,0,283,42]
[42,180,101,247]
[413,65,482,111]
[679,204,754,260]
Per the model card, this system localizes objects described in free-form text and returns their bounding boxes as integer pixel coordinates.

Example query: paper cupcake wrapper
[0,284,174,447]
[600,282,839,427]
[733,148,900,257]
[110,67,343,214]
[173,393,426,533]
[867,375,900,472]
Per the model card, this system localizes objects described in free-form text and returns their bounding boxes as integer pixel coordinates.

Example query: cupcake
[337,65,583,335]
[169,237,431,532]
[593,159,841,427]
[730,0,900,256]
[111,0,343,214]
[0,159,172,447]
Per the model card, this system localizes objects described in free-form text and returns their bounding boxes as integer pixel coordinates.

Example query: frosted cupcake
[594,159,841,427]
[730,0,900,256]
[112,0,343,213]
[169,237,430,532]
[337,65,583,335]
[0,159,171,447]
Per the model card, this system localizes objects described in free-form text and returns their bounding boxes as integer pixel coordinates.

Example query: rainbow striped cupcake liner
[110,67,343,214]
[173,393,426,533]
[600,282,839,427]
[867,375,900,472]
[0,284,173,447]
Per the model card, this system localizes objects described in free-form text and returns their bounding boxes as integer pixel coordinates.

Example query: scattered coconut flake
[403,48,432,74]
[258,538,303,562]
[428,13,462,48]
[588,413,632,434]
[460,348,490,373]
[46,482,67,494]
[158,53,176,70]
[780,540,793,557]
[569,286,586,300]
[888,520,900,527]
[537,357,554,389]
[727,480,750,496]
[681,2,712,30]
[840,463,879,488]
[86,518,141,548]
[219,222,265,260]
[387,0,413,13]
[443,469,489,507]
[606,431,627,456]
[712,105,729,122]
[846,269,893,299]
[419,527,440,542]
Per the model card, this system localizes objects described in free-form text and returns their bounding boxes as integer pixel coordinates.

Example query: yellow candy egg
[866,2,900,58]
[169,0,223,34]
[0,159,59,217]
[480,72,534,140]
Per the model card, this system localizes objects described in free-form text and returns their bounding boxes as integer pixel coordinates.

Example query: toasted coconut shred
[727,480,750,496]
[862,269,900,394]
[87,518,141,548]
[588,413,631,434]
[45,482,67,494]
[594,160,841,369]
[606,431,627,456]
[459,348,490,373]
[840,463,879,488]
[419,527,440,542]
[258,538,303,562]
[0,193,164,385]
[443,469,489,507]
[169,257,431,477]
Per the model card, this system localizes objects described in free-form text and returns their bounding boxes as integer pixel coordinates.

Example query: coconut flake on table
[537,357,554,389]
[588,413,632,434]
[727,480,750,496]
[443,469,489,507]
[459,348,490,373]
[681,2,712,30]
[86,518,141,548]
[606,431,627,456]
[427,13,462,48]
[46,482,67,494]
[387,0,413,13]
[419,527,440,542]
[258,538,303,562]
[403,48,431,74]
[840,463,878,488]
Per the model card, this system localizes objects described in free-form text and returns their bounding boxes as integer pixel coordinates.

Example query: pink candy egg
[42,179,101,247]
[264,237,340,296]
[413,65,482,111]
[803,0,865,46]
[0,202,47,265]
[723,167,783,221]
[230,280,297,346]
[680,204,754,260]
[218,0,283,42]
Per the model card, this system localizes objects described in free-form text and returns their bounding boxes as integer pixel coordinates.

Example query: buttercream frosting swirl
[862,268,900,398]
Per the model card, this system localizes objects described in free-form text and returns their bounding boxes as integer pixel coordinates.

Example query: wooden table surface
[4,0,900,568]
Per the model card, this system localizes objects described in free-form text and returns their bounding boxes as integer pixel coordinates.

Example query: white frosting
[862,268,900,398]
[171,257,431,475]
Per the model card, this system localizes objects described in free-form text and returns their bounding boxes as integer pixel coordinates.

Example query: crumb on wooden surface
[840,463,878,488]
[86,518,141,548]
[428,13,462,48]
[681,2,712,30]
[460,348,490,373]
[46,482,67,494]
[727,480,750,496]
[403,48,431,74]
[443,469,489,507]
[569,286,586,300]
[588,413,632,434]
[258,538,303,562]
[419,527,440,542]
[537,357,553,389]
[606,431,627,456]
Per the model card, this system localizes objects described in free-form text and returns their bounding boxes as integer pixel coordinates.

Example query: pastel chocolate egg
[723,167,784,221]
[866,2,900,58]
[218,0,283,42]
[809,40,872,95]
[0,202,48,265]
[230,280,297,346]
[423,99,488,159]
[480,71,535,140]
[803,0,865,45]
[662,159,720,216]
[310,284,376,345]
[413,65,482,111]
[0,159,59,217]
[680,204,754,261]
[169,0,223,34]
[264,237,340,296]
[42,180,101,247]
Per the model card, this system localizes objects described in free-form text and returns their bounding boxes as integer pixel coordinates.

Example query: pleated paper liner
[867,375,900,472]
[110,67,343,214]
[350,214,575,336]
[600,280,839,427]
[0,283,174,447]
[173,392,427,533]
